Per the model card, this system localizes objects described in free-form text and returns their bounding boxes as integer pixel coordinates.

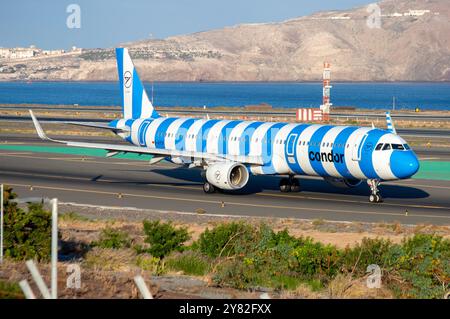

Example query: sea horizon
[0,81,449,110]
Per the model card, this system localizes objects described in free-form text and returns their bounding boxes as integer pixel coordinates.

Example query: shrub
[341,237,394,276]
[0,280,24,299]
[388,234,450,299]
[197,222,256,258]
[3,199,52,261]
[92,227,131,249]
[165,251,211,276]
[135,255,161,273]
[292,238,341,279]
[139,220,190,259]
[213,226,312,290]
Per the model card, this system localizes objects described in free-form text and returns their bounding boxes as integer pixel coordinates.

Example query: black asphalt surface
[0,139,449,225]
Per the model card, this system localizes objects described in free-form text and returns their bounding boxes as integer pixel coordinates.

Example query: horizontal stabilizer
[65,121,130,133]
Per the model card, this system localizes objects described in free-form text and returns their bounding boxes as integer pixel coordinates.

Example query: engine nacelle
[323,177,362,188]
[205,162,249,190]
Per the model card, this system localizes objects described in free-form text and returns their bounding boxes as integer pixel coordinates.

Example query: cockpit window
[375,143,383,151]
[391,144,405,150]
[404,144,411,150]
[382,144,391,151]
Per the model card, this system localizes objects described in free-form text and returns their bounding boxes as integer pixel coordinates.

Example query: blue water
[0,81,449,110]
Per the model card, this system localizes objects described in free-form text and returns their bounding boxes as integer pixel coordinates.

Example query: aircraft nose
[390,151,420,179]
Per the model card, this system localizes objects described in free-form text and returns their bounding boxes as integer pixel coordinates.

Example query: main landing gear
[203,181,216,194]
[279,176,300,193]
[367,179,383,203]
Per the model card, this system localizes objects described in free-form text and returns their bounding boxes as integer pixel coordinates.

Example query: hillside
[1,0,449,81]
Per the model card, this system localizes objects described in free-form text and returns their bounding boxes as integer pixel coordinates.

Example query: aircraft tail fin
[385,111,397,134]
[115,48,160,120]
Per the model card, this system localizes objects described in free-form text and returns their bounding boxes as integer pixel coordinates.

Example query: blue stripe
[261,123,286,174]
[174,118,196,151]
[155,118,177,149]
[132,68,143,119]
[240,122,264,156]
[332,126,359,179]
[197,119,220,153]
[108,119,119,128]
[358,129,386,179]
[308,125,334,177]
[219,120,241,155]
[286,124,309,175]
[125,119,134,142]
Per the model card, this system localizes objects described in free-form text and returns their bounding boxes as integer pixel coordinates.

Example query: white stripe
[207,120,232,155]
[273,123,297,174]
[344,127,371,179]
[145,117,166,148]
[123,55,133,119]
[228,121,252,156]
[185,119,207,152]
[296,125,322,175]
[165,118,190,150]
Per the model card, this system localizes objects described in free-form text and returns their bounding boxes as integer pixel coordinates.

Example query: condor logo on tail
[309,151,344,163]
[124,71,132,88]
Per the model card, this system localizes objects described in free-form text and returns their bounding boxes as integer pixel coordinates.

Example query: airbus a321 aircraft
[29,48,420,203]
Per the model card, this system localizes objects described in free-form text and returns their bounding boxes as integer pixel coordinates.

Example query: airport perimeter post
[1,184,3,263]
[51,198,58,299]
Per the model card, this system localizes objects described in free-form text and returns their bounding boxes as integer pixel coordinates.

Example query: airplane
[29,48,420,203]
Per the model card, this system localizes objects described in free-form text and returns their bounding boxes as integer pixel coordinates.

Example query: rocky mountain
[1,0,449,81]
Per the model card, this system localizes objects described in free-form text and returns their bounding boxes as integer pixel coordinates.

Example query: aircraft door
[286,133,298,164]
[352,133,368,161]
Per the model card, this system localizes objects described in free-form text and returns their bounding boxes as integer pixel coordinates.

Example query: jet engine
[323,177,362,188]
[205,162,249,190]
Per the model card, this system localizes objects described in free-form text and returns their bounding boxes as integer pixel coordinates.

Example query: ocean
[0,81,449,110]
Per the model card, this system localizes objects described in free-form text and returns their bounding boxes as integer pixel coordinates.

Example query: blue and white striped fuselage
[110,117,419,182]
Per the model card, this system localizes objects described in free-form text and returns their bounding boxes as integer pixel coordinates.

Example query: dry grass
[328,274,394,299]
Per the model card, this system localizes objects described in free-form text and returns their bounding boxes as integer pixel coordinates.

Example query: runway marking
[2,170,450,211]
[420,157,441,161]
[257,192,450,210]
[0,152,33,155]
[7,182,450,220]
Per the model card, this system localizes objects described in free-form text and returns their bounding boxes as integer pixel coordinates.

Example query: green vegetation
[137,220,190,259]
[2,187,448,299]
[92,227,132,249]
[2,186,52,261]
[165,251,211,276]
[0,280,24,299]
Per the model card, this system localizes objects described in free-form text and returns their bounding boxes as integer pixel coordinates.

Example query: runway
[0,138,449,225]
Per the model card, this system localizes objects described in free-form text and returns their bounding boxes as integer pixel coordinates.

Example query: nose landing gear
[279,176,300,193]
[367,179,383,203]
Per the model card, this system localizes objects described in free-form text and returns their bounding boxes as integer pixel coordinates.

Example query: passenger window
[375,143,383,151]
[404,144,410,150]
[382,144,391,151]
[392,144,405,150]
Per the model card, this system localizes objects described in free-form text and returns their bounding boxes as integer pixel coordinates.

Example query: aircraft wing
[64,121,130,133]
[30,110,263,165]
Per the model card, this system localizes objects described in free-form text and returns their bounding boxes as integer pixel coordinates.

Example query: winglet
[385,111,397,134]
[29,110,61,142]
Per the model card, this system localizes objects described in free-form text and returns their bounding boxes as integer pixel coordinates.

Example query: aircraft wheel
[279,178,291,192]
[203,182,216,194]
[376,193,383,203]
[369,194,377,203]
[290,179,300,192]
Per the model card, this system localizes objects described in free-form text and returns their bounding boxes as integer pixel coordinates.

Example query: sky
[0,0,375,50]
